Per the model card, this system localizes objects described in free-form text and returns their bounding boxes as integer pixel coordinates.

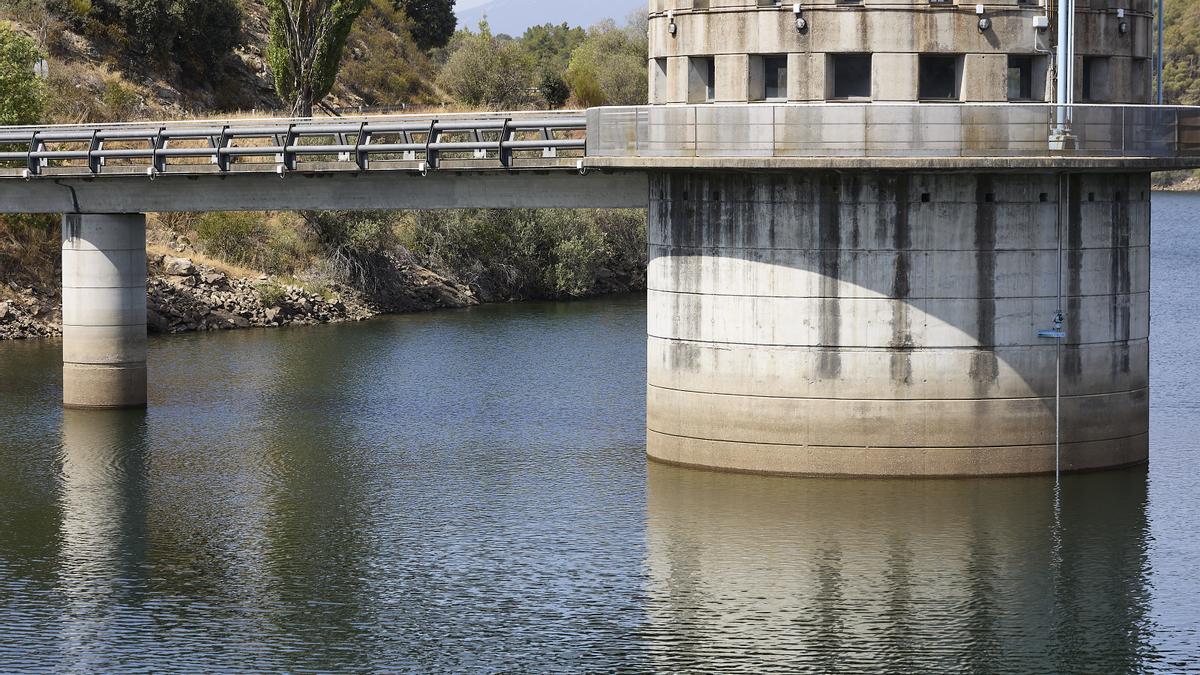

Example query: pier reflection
[643,462,1155,671]
[56,409,150,666]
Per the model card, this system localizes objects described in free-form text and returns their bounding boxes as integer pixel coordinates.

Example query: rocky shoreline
[0,255,479,342]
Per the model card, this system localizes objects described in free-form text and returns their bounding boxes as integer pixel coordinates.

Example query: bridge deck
[2,104,1199,213]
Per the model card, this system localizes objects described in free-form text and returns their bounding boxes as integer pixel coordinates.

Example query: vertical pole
[1056,344,1062,483]
[1067,0,1076,127]
[1158,0,1166,104]
[1055,173,1067,483]
[1056,0,1069,131]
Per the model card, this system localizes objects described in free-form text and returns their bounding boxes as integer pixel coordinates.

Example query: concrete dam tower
[642,0,1155,475]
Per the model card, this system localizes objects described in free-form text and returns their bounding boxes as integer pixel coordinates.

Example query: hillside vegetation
[0,0,650,338]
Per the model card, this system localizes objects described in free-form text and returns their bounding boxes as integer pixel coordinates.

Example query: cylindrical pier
[647,171,1149,476]
[61,213,147,409]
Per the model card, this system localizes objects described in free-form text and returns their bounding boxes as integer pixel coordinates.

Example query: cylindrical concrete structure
[647,0,1154,105]
[647,171,1148,476]
[62,213,147,409]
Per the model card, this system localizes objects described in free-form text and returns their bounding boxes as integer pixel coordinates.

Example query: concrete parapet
[646,171,1149,476]
[61,213,147,409]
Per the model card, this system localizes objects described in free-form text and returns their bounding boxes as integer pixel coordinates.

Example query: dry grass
[146,242,262,279]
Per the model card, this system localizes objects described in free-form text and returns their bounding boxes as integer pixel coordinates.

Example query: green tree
[174,0,242,81]
[52,0,240,80]
[266,0,369,117]
[113,0,173,59]
[393,0,456,51]
[438,20,537,108]
[0,24,44,125]
[1164,0,1200,105]
[564,13,648,107]
[520,23,585,108]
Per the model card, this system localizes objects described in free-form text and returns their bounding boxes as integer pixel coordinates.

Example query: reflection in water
[0,268,1197,669]
[644,462,1155,671]
[57,409,149,671]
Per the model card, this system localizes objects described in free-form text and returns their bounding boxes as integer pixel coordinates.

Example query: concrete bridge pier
[61,213,147,409]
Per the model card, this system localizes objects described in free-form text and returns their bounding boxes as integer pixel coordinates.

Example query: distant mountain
[456,0,646,36]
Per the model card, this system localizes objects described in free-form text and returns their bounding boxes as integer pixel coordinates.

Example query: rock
[166,258,197,276]
[0,302,8,321]
[201,272,227,287]
[146,308,170,333]
[210,309,251,329]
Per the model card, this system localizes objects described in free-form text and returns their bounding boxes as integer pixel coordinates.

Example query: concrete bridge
[4,0,1200,477]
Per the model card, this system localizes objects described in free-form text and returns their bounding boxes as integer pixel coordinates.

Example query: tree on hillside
[338,0,438,106]
[564,13,648,107]
[174,0,243,82]
[393,0,456,51]
[438,20,537,108]
[266,0,369,117]
[49,0,241,81]
[0,24,44,125]
[1164,0,1200,105]
[521,23,585,107]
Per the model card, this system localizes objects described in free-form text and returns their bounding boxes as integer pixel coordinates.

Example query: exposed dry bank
[0,208,648,341]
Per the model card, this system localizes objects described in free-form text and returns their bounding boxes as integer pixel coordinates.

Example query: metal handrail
[0,113,587,176]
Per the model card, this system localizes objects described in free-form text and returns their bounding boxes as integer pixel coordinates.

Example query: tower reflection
[644,462,1154,671]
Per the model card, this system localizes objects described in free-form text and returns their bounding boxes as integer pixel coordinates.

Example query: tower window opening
[1008,56,1034,101]
[1082,57,1111,102]
[688,56,716,103]
[918,55,961,101]
[829,54,872,99]
[754,55,789,100]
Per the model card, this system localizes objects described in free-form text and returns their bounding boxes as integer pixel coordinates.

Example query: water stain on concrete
[1110,182,1132,375]
[818,173,842,379]
[889,174,914,386]
[970,174,999,390]
[1066,174,1084,378]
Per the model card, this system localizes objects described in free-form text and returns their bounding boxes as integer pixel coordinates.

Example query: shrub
[338,0,434,106]
[195,212,308,275]
[399,208,647,300]
[196,212,267,264]
[0,214,59,290]
[564,15,649,107]
[256,281,287,308]
[0,23,45,125]
[302,210,401,293]
[438,20,538,108]
[173,0,241,81]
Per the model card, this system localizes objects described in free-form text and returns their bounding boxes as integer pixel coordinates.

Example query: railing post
[27,132,42,177]
[499,118,512,169]
[215,126,231,172]
[281,124,298,171]
[426,119,439,170]
[355,122,369,171]
[86,130,102,174]
[152,127,167,174]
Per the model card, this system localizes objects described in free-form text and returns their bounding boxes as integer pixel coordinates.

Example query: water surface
[1,196,1199,671]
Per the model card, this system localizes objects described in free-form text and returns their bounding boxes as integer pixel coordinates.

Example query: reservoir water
[1,195,1199,671]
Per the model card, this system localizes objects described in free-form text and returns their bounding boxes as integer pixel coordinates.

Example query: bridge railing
[0,111,586,177]
[586,104,1200,161]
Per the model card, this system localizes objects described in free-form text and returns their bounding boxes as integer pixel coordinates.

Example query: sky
[454,0,645,36]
